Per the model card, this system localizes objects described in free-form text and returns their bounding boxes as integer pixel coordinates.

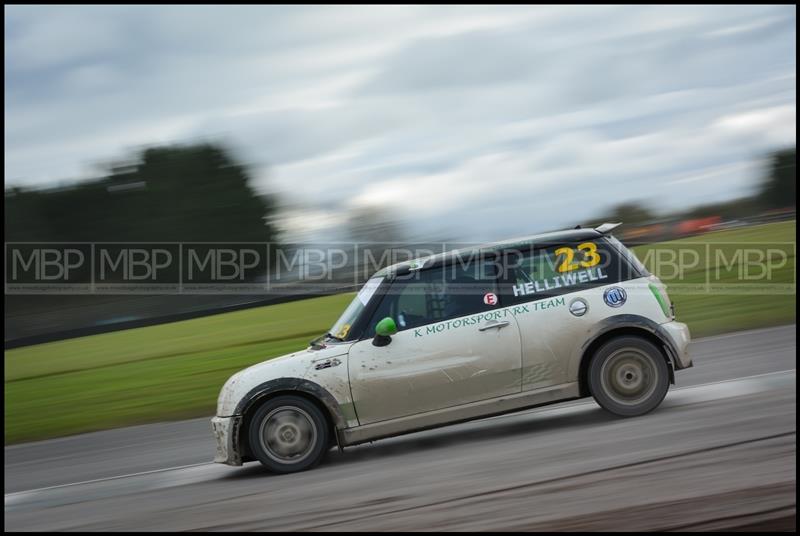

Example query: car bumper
[211,415,243,466]
[660,321,692,369]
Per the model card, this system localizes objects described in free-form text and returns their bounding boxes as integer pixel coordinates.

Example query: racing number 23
[554,242,601,273]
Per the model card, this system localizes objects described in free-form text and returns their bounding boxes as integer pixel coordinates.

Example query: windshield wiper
[324,332,344,342]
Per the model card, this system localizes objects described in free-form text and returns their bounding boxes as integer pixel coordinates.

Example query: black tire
[588,336,670,417]
[247,395,329,473]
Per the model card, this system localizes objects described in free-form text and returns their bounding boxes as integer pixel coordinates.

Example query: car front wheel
[589,336,670,417]
[248,395,329,473]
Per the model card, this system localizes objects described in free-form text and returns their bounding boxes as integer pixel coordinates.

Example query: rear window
[500,238,641,303]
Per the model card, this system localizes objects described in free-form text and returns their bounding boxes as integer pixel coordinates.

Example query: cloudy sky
[4,5,796,241]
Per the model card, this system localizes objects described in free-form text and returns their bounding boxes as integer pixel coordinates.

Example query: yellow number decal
[337,324,351,339]
[577,242,601,268]
[556,243,601,272]
[555,246,578,273]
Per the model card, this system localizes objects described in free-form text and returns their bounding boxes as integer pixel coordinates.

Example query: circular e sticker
[483,292,498,306]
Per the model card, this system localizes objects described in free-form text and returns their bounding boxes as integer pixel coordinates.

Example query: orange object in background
[621,224,665,243]
[676,216,722,236]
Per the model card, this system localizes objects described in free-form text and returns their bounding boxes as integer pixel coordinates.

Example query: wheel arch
[577,315,678,397]
[235,378,347,460]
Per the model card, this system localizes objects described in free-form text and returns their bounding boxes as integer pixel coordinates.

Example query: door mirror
[375,317,397,336]
[373,317,397,346]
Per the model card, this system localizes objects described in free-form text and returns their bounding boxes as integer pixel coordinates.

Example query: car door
[348,259,523,425]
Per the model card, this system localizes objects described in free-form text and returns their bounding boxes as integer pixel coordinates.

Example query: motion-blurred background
[4,5,796,444]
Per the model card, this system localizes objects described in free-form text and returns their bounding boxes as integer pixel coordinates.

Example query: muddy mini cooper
[212,223,692,473]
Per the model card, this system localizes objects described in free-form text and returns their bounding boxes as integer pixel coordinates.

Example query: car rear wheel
[248,395,329,473]
[589,336,670,417]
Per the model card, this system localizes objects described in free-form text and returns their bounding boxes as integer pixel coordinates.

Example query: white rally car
[212,223,692,473]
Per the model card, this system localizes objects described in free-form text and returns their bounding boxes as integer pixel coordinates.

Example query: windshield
[329,276,384,341]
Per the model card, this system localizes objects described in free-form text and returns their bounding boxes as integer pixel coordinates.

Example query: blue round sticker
[603,286,627,308]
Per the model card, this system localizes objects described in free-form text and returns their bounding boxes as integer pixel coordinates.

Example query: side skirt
[340,382,581,447]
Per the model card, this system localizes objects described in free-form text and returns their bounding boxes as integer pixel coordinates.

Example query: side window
[501,238,631,303]
[364,260,498,337]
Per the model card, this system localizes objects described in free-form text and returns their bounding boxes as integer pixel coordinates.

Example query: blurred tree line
[5,143,279,243]
[757,147,796,210]
[6,143,794,244]
[587,147,796,227]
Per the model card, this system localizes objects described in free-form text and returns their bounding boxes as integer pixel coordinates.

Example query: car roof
[373,223,621,277]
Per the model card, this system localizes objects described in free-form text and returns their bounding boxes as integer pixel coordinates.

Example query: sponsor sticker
[603,286,627,308]
[483,292,498,306]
